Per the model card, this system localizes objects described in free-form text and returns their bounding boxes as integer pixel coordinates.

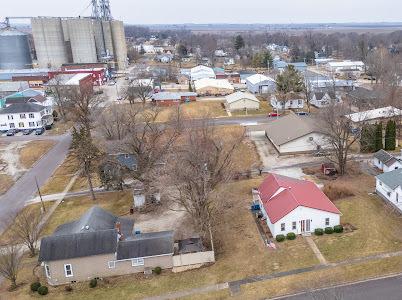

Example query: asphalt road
[0,132,72,233]
[276,274,402,300]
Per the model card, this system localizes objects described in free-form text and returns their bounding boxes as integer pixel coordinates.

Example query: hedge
[153,266,162,275]
[286,232,296,240]
[30,282,41,292]
[37,286,48,296]
[325,227,334,234]
[89,278,97,288]
[334,225,344,233]
[276,234,286,242]
[314,228,324,236]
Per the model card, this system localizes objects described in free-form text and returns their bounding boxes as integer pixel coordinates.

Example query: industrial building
[0,27,33,69]
[31,17,127,70]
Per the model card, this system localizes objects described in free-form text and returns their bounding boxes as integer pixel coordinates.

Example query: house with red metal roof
[256,173,341,237]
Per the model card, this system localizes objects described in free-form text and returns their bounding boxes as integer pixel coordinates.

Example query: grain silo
[110,20,127,70]
[0,27,32,69]
[67,19,97,63]
[31,17,70,68]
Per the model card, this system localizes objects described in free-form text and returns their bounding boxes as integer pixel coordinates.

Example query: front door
[300,220,311,233]
[306,219,311,232]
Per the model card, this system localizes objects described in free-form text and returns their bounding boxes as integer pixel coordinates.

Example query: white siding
[270,98,304,109]
[0,111,44,130]
[376,179,402,212]
[227,99,260,111]
[277,133,330,154]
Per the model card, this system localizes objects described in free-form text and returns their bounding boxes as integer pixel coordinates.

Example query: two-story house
[0,103,53,131]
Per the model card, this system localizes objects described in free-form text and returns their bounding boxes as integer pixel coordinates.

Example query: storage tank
[0,27,32,69]
[31,17,70,68]
[67,19,97,63]
[110,20,127,70]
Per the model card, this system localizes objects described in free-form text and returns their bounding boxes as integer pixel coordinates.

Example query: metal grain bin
[0,27,32,69]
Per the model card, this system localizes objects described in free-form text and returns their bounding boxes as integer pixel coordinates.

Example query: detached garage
[225,91,260,112]
[194,78,234,96]
[246,74,276,94]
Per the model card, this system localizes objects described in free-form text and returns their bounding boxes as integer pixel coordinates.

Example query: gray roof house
[39,206,174,285]
[373,149,402,172]
[376,169,402,212]
[251,113,330,154]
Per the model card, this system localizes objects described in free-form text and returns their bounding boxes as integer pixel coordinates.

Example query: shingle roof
[39,207,134,262]
[115,153,138,171]
[262,113,321,146]
[225,91,259,104]
[258,173,341,224]
[117,231,174,260]
[314,91,336,100]
[0,103,44,114]
[376,169,402,190]
[39,229,118,262]
[374,149,394,164]
[194,78,234,91]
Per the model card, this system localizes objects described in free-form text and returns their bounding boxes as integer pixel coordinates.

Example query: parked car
[267,112,281,118]
[22,129,33,135]
[116,96,123,101]
[35,127,45,135]
[6,129,17,136]
[108,81,116,86]
[296,111,309,116]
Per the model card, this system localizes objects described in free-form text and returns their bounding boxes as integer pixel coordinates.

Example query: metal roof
[225,91,259,104]
[246,74,276,85]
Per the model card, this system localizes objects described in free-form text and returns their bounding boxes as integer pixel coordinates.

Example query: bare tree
[9,210,43,257]
[126,79,154,105]
[71,126,102,201]
[0,244,22,290]
[170,121,244,238]
[122,106,182,201]
[319,102,361,175]
[97,104,129,140]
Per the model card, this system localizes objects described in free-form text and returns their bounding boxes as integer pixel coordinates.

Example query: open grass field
[312,173,402,262]
[18,140,55,169]
[0,174,14,195]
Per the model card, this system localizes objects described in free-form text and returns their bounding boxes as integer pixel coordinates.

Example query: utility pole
[35,177,46,213]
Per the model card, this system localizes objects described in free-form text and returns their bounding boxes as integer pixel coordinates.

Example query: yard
[18,140,55,169]
[230,98,273,117]
[0,174,13,195]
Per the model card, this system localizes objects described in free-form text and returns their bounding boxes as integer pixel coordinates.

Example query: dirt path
[0,141,29,180]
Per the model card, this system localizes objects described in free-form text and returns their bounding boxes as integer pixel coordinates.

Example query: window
[64,264,73,277]
[45,264,51,278]
[20,114,26,119]
[29,113,34,118]
[281,223,285,231]
[29,122,35,127]
[9,123,15,128]
[108,261,116,269]
[132,258,144,267]
[18,122,24,128]
[380,182,383,186]
[7,115,13,120]
[292,222,296,230]
[325,218,330,226]
[298,100,302,105]
[387,192,391,197]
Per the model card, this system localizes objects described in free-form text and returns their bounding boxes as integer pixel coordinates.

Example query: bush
[334,225,344,233]
[286,232,296,240]
[30,281,41,292]
[37,286,48,295]
[315,228,324,236]
[323,183,354,201]
[325,227,334,234]
[64,285,73,292]
[153,266,162,275]
[276,234,286,242]
[89,278,97,288]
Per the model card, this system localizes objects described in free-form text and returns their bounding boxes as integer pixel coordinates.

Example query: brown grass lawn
[0,201,54,246]
[1,178,318,300]
[231,99,273,117]
[311,173,402,263]
[45,120,73,136]
[39,153,79,195]
[41,191,132,236]
[156,101,227,122]
[0,174,14,195]
[18,140,55,169]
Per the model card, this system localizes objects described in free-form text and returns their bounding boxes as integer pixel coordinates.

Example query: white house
[326,60,365,74]
[373,149,402,173]
[255,113,330,155]
[376,169,402,212]
[0,103,53,130]
[190,65,216,81]
[310,91,341,108]
[256,173,341,237]
[225,91,260,112]
[270,93,304,110]
[345,106,402,125]
[246,74,276,94]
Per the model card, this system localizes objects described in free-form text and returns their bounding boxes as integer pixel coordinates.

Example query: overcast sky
[1,0,402,24]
